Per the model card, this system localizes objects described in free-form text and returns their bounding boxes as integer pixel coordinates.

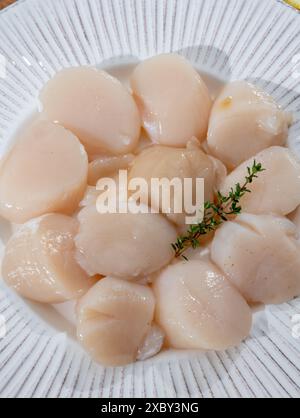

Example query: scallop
[211,213,300,305]
[208,81,291,168]
[40,67,141,155]
[131,54,212,147]
[137,324,165,361]
[88,153,135,186]
[0,121,88,224]
[77,277,155,366]
[128,140,224,226]
[79,186,99,208]
[153,260,252,350]
[75,204,177,278]
[220,146,300,216]
[209,155,228,190]
[2,214,95,304]
[290,206,300,232]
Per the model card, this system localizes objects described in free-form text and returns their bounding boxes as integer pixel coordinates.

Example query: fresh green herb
[172,160,265,259]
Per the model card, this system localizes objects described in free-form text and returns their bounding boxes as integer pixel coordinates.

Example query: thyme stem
[172,160,265,259]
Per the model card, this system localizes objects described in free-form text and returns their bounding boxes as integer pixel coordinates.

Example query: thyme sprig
[172,160,265,259]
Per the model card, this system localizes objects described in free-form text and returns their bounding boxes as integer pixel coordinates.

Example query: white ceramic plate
[0,0,300,398]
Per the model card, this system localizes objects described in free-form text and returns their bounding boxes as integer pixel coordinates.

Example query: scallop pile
[1,54,300,367]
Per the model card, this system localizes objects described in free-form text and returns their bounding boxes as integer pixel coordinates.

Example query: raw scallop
[153,260,252,350]
[208,81,290,168]
[128,140,225,226]
[0,121,88,223]
[131,54,212,146]
[75,204,177,278]
[79,186,99,208]
[289,205,300,232]
[77,277,155,366]
[88,153,135,186]
[137,324,165,361]
[2,214,95,304]
[40,67,141,155]
[220,146,300,216]
[211,213,300,305]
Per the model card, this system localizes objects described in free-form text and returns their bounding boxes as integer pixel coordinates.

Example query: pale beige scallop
[153,260,252,351]
[131,54,212,146]
[0,121,88,223]
[75,204,177,278]
[2,214,96,304]
[211,213,300,305]
[208,154,228,190]
[128,140,225,226]
[289,205,300,231]
[220,146,300,216]
[88,153,135,186]
[79,186,100,208]
[77,277,155,366]
[208,81,291,168]
[40,67,141,155]
[137,324,165,361]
